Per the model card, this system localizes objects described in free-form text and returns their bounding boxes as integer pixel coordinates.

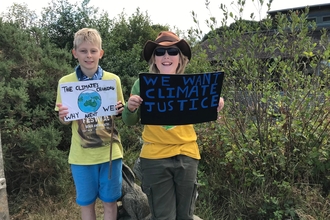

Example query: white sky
[1,0,329,34]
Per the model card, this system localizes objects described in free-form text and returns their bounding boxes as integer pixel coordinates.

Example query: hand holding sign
[127,95,143,112]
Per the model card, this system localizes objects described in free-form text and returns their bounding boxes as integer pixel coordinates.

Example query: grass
[8,181,330,219]
[9,188,105,220]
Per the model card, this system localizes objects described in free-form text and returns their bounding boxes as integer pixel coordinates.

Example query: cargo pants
[140,155,199,220]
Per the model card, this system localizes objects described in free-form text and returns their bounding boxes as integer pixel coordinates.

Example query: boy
[55,28,124,220]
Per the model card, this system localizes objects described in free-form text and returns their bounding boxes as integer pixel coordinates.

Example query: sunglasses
[154,48,180,56]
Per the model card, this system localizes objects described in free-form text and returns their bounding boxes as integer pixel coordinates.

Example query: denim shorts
[71,159,122,206]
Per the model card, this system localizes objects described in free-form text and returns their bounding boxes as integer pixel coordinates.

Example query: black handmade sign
[139,71,224,125]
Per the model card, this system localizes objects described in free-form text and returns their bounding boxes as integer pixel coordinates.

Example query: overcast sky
[1,0,329,33]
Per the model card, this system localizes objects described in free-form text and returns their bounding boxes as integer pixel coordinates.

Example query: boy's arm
[58,116,71,125]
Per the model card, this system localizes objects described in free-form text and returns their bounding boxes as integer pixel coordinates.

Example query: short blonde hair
[73,28,102,49]
[148,50,189,74]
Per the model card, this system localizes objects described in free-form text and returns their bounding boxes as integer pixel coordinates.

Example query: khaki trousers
[140,155,199,220]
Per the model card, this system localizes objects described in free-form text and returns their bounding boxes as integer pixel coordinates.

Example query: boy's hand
[116,101,124,116]
[56,103,70,124]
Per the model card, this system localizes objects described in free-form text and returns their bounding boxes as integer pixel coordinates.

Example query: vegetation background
[0,0,329,219]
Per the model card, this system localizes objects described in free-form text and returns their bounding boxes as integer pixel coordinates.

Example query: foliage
[100,8,168,98]
[193,1,330,219]
[41,0,95,49]
[39,0,112,67]
[0,3,38,29]
[0,19,73,214]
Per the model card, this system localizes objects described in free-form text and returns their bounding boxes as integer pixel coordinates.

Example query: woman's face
[154,47,180,74]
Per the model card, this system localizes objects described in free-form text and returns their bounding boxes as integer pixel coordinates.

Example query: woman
[122,31,224,220]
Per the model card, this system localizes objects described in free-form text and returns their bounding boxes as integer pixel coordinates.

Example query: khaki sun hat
[143,31,192,62]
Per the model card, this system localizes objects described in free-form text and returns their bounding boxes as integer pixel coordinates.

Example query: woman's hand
[127,95,143,112]
[217,97,224,112]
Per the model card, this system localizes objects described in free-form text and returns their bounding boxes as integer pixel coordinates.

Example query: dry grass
[9,189,105,220]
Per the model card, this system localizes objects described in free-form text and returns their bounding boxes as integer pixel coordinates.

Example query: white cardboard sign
[60,80,117,121]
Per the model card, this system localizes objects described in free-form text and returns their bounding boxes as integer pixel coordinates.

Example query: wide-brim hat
[143,31,192,62]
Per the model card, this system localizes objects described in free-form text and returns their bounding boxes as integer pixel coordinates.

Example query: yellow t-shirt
[140,124,200,159]
[55,71,125,165]
[122,78,201,160]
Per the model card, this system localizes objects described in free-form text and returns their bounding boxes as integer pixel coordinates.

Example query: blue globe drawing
[77,90,102,113]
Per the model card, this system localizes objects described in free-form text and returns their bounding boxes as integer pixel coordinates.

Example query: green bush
[193,5,330,220]
[0,20,73,213]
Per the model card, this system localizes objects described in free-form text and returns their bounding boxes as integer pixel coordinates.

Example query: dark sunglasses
[154,48,180,56]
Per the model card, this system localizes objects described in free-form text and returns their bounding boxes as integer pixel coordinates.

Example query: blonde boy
[55,28,124,220]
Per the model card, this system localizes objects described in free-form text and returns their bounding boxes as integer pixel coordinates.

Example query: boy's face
[72,41,104,75]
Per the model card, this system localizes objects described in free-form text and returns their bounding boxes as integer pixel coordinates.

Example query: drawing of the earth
[77,90,102,113]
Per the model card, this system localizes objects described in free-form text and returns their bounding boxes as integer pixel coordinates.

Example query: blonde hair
[148,50,189,74]
[73,28,102,50]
